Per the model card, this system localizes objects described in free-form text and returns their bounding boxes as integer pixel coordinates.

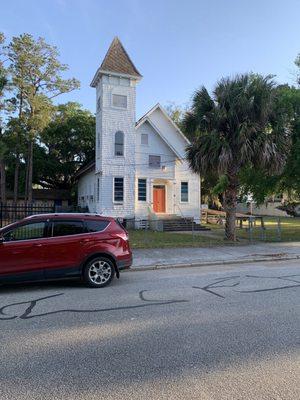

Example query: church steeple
[91,37,142,87]
[91,37,139,219]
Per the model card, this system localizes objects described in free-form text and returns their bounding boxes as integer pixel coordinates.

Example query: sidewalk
[131,242,300,271]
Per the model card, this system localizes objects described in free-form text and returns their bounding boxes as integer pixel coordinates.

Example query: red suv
[0,214,132,288]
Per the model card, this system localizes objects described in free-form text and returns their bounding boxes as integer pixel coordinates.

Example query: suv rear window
[84,220,109,233]
[51,220,84,237]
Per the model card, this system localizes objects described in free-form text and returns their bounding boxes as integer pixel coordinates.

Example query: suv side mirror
[0,235,4,244]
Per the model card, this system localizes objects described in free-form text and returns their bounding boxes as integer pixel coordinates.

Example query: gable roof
[75,159,96,179]
[136,103,190,161]
[76,104,190,179]
[136,103,190,145]
[91,37,142,87]
[143,118,183,160]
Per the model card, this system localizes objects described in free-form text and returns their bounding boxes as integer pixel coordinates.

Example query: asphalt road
[0,260,299,400]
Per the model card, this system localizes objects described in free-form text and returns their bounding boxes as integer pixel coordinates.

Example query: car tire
[83,256,115,288]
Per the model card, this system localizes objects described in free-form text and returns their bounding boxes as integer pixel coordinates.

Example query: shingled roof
[91,37,142,87]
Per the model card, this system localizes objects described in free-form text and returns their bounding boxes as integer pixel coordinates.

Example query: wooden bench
[202,209,265,229]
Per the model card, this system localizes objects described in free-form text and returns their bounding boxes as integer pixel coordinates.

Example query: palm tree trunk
[0,156,6,205]
[224,169,238,241]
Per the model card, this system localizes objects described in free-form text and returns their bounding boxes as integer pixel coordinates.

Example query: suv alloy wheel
[84,256,115,288]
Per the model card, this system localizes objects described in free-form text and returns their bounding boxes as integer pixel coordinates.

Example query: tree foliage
[295,53,300,85]
[5,33,80,202]
[4,102,95,196]
[239,85,300,202]
[164,102,193,139]
[0,33,9,203]
[39,102,95,190]
[184,74,290,240]
[277,85,300,197]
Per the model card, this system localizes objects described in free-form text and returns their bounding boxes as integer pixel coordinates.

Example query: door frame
[153,184,166,213]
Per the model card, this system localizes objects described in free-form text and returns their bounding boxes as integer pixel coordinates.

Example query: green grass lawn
[129,230,225,249]
[202,216,300,242]
[242,216,300,242]
[129,217,300,249]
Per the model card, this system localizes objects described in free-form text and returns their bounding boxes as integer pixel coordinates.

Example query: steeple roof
[91,37,142,87]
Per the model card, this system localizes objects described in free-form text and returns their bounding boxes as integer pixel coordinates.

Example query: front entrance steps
[154,214,179,219]
[125,215,210,231]
[161,217,209,232]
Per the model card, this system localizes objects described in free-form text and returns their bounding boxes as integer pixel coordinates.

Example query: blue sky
[2,0,300,118]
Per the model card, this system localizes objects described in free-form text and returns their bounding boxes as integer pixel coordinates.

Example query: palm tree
[184,74,290,241]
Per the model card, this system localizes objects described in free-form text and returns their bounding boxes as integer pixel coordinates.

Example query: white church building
[77,37,201,224]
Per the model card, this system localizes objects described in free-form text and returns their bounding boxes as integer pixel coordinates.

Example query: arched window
[115,131,124,156]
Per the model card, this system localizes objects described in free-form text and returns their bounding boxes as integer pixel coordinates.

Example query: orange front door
[153,186,166,213]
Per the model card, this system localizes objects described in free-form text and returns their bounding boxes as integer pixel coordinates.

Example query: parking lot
[0,260,299,400]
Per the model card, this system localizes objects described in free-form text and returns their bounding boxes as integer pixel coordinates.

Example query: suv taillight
[115,219,129,239]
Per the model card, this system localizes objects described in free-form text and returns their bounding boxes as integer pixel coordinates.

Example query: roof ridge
[100,37,141,78]
[91,37,142,87]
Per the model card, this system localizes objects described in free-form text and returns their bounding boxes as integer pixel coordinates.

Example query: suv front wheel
[83,256,115,288]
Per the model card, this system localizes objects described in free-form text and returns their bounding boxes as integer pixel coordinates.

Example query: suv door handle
[33,243,43,247]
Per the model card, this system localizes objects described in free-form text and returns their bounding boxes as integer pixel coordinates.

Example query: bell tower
[90,37,142,217]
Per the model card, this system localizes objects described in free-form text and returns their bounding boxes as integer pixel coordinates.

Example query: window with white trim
[138,179,147,201]
[112,94,127,108]
[149,155,161,168]
[114,177,124,202]
[181,182,189,202]
[115,131,124,156]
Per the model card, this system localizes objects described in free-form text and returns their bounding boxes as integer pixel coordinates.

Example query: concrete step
[162,219,210,232]
[155,214,180,220]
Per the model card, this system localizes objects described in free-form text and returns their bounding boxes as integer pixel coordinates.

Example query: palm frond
[185,73,290,177]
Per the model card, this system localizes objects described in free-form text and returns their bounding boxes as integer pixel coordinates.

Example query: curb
[125,255,300,273]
